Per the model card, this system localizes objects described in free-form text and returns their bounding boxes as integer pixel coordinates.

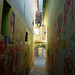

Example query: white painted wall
[10,0,37,33]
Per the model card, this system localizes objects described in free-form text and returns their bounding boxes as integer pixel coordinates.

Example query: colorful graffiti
[48,0,75,75]
[9,11,15,44]
[51,0,74,48]
[62,0,73,35]
[0,35,34,75]
[0,41,7,55]
[69,36,75,57]
[64,0,73,22]
[61,41,68,49]
[51,52,54,73]
[64,57,75,75]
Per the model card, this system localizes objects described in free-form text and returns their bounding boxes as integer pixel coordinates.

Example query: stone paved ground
[29,57,48,75]
[34,57,46,67]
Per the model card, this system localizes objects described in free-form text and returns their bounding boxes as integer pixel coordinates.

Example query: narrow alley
[29,57,48,75]
[0,0,75,75]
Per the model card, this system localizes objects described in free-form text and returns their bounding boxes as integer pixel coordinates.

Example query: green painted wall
[1,1,11,36]
[43,0,75,75]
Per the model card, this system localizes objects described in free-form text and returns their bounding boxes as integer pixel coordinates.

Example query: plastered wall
[34,25,46,42]
[0,0,3,33]
[0,0,34,75]
[43,0,75,75]
[7,0,36,33]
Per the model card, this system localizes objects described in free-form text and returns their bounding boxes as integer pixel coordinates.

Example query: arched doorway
[34,44,46,66]
[35,47,46,57]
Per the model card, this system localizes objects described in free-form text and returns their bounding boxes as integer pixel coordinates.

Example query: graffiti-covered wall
[43,0,75,75]
[0,0,34,75]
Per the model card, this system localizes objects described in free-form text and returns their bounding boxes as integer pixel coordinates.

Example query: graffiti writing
[51,52,54,73]
[0,41,7,55]
[64,57,75,75]
[69,36,75,57]
[64,0,73,24]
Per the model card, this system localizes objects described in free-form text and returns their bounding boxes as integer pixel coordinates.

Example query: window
[25,32,28,42]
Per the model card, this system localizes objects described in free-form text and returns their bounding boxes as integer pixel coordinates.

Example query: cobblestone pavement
[34,57,46,67]
[29,57,48,75]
